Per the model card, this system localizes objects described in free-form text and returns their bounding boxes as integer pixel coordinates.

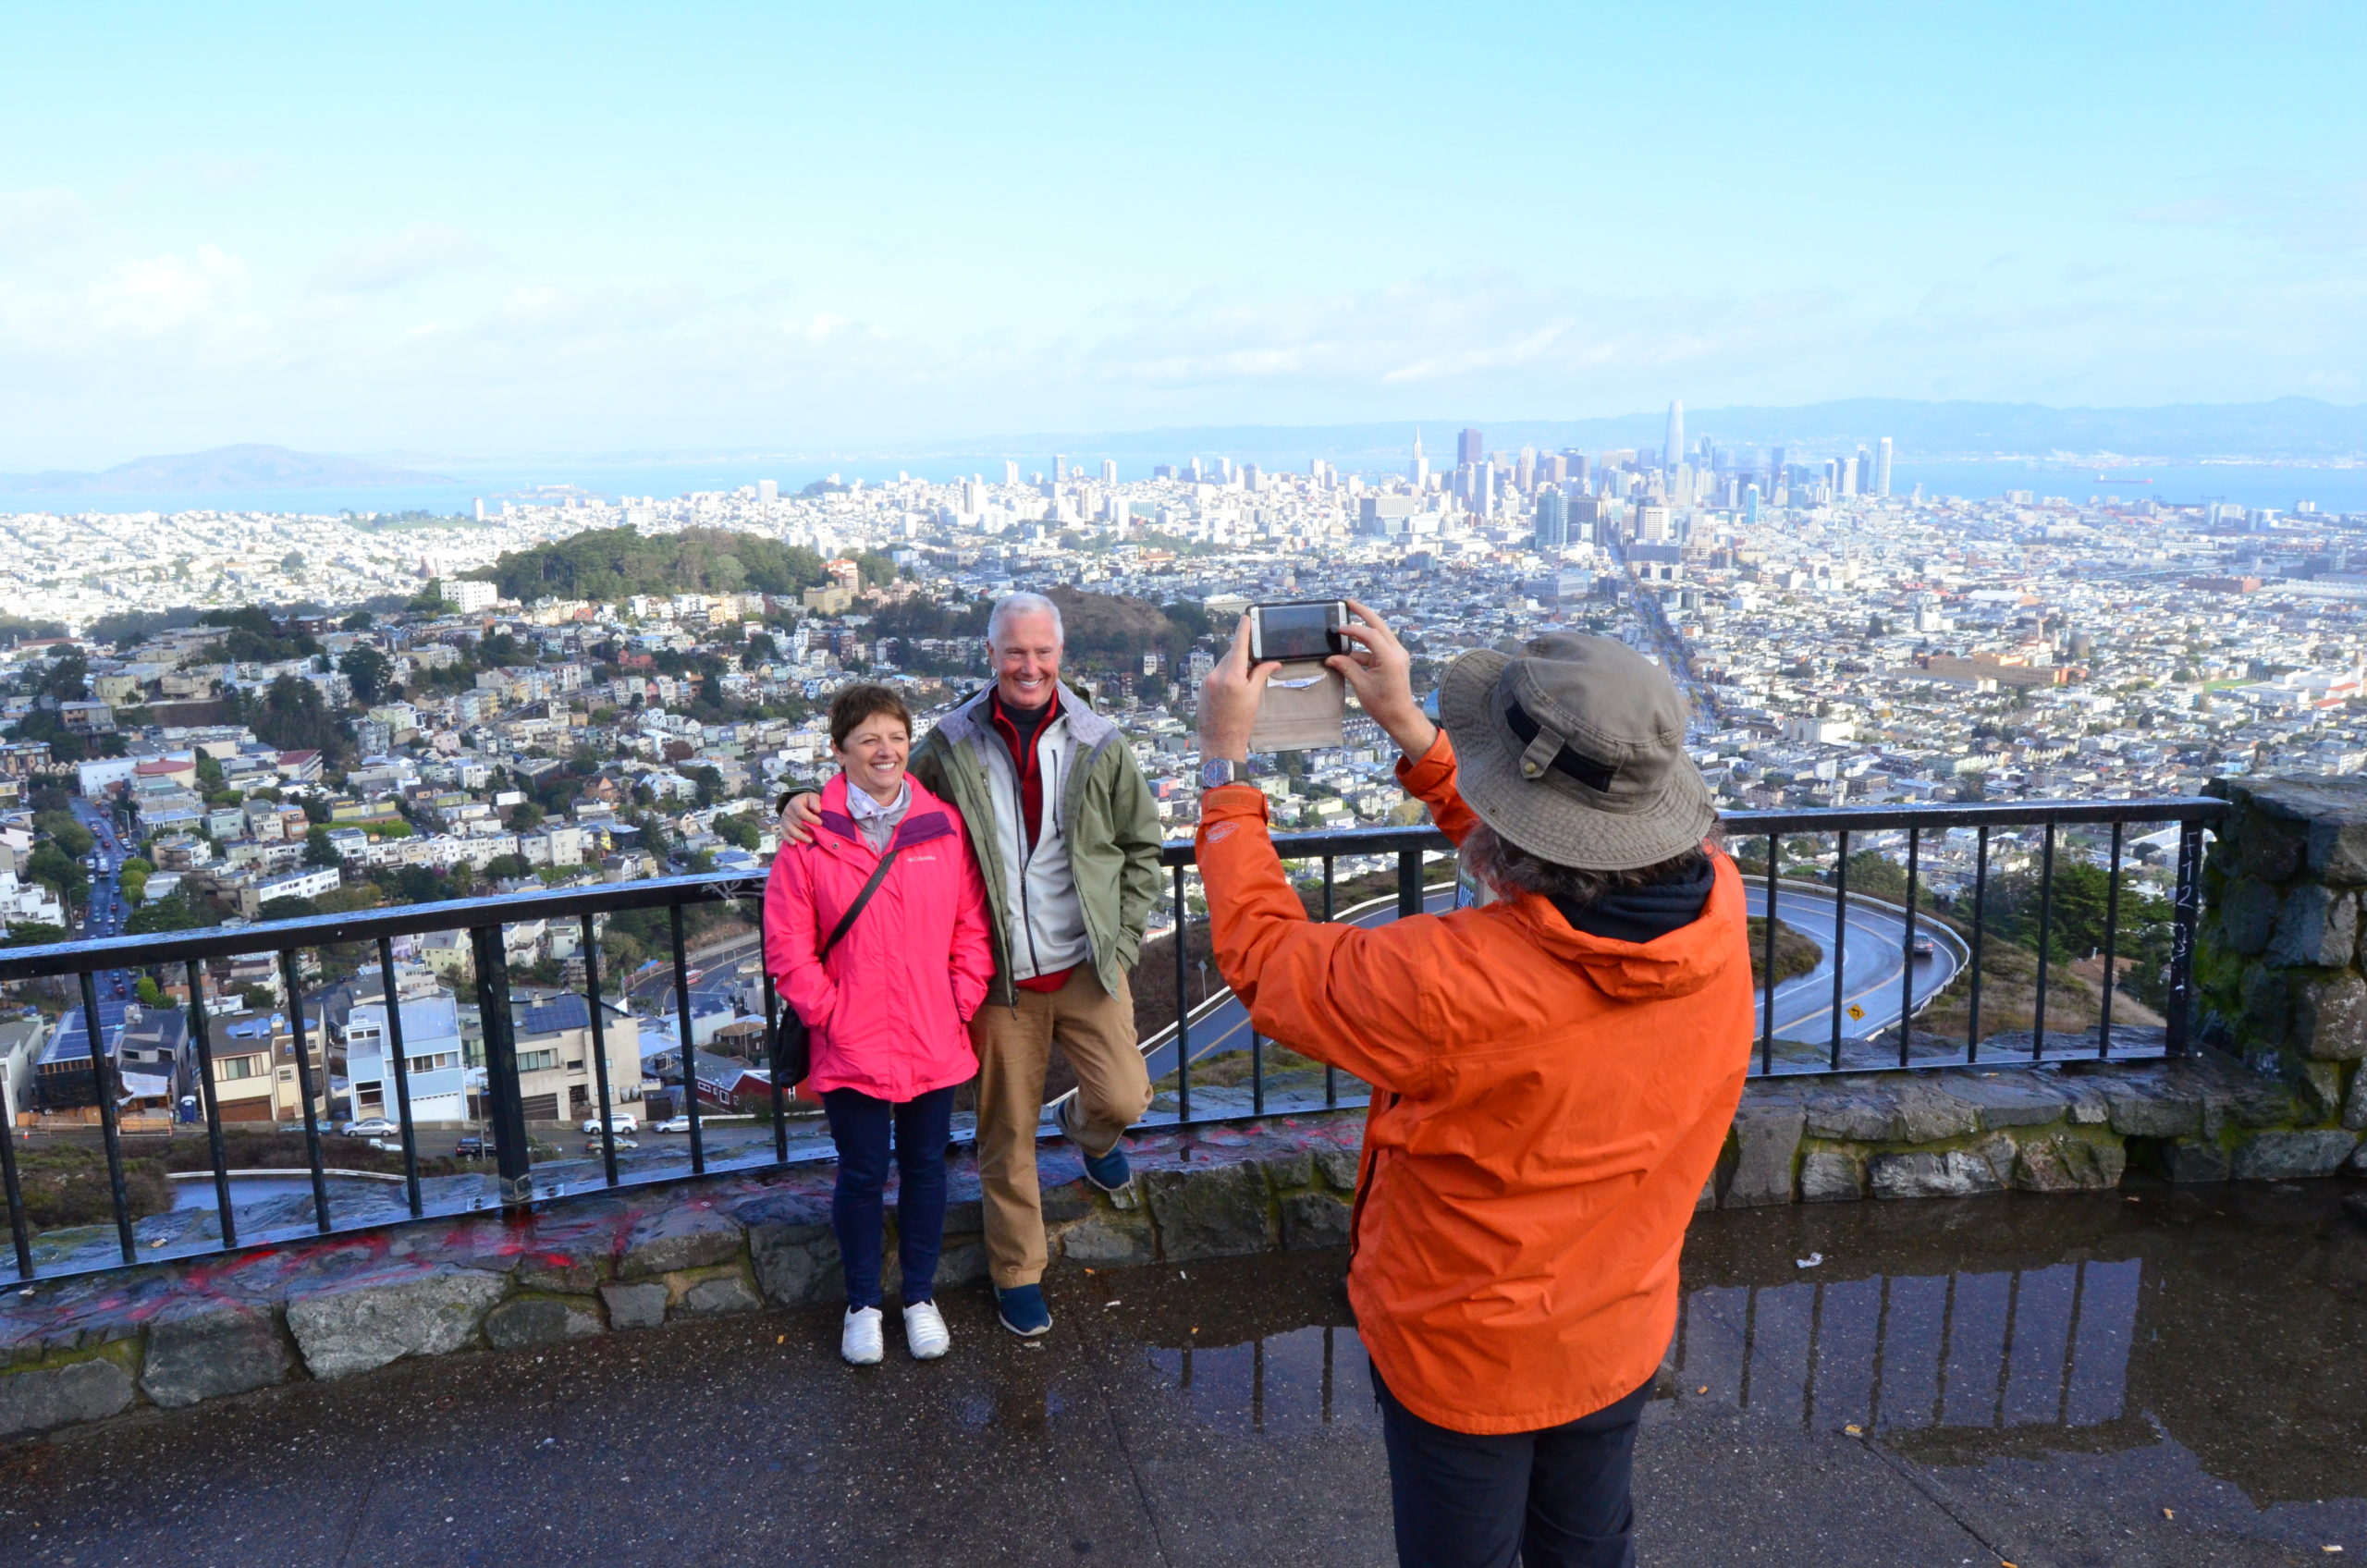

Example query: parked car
[588,1136,641,1153]
[652,1115,694,1134]
[581,1114,639,1135]
[368,1137,405,1154]
[340,1118,399,1137]
[455,1135,491,1158]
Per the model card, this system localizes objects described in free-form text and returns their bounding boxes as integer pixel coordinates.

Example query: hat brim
[1435,649,1717,872]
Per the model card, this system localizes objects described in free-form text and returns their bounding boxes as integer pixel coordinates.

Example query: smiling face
[833,712,911,804]
[989,607,1063,710]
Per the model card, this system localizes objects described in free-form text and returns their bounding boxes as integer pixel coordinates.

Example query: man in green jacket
[779,592,1163,1337]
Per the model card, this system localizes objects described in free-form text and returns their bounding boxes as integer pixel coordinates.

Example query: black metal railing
[0,795,2226,1285]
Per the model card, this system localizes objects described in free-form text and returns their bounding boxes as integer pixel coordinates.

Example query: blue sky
[5,1,2364,467]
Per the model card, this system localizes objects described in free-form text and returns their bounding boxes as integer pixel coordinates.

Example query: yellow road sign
[1846,1003,1866,1021]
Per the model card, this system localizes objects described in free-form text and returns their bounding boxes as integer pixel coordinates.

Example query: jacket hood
[934,680,1121,752]
[1514,848,1748,1003]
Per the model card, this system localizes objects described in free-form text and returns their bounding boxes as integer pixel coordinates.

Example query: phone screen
[1254,602,1343,663]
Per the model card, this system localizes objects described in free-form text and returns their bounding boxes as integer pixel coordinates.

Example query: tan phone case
[1248,660,1346,752]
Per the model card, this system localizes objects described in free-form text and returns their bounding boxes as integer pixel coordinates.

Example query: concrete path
[6,1185,2365,1566]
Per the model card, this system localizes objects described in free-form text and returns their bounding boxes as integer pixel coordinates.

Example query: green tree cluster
[466,526,828,603]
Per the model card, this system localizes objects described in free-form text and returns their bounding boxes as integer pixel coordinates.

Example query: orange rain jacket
[1195,732,1754,1435]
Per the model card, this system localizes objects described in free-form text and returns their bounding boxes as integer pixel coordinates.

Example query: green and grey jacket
[909,683,1164,1009]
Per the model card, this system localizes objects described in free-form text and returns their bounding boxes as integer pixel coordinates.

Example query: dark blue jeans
[822,1085,957,1311]
[1372,1363,1651,1568]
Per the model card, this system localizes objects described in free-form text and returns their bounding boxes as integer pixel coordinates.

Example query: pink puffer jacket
[763,771,993,1101]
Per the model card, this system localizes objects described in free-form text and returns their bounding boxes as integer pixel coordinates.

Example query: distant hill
[0,444,455,492]
[464,525,828,602]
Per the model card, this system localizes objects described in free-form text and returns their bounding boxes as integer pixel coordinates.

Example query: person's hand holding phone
[1326,600,1438,761]
[1198,616,1278,763]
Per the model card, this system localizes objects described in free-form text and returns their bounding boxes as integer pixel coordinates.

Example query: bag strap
[817,847,901,961]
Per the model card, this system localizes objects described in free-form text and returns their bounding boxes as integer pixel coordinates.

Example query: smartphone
[1247,600,1348,665]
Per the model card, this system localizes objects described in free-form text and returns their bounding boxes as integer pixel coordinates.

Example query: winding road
[1136,870,1962,1088]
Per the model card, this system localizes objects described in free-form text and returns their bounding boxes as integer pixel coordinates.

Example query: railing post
[375,939,423,1218]
[1828,831,1850,1071]
[2167,819,2203,1056]
[1173,863,1191,1125]
[2033,824,2056,1060]
[0,1036,29,1277]
[1760,835,1778,1073]
[1397,849,1424,921]
[79,970,135,1265]
[1898,827,1919,1068]
[2098,822,2123,1059]
[184,960,237,1246]
[470,926,534,1204]
[1968,826,1989,1063]
[669,905,705,1173]
[579,914,619,1187]
[280,952,332,1232]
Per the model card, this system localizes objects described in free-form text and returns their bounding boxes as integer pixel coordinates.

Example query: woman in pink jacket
[765,684,994,1366]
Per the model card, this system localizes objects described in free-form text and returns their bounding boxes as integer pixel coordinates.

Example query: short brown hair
[828,683,912,750]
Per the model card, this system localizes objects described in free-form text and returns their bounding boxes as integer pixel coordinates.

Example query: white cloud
[311,223,492,293]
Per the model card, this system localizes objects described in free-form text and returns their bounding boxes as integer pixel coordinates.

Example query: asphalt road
[67,797,135,1033]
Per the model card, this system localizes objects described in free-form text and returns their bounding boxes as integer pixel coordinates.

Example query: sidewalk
[6,1186,2365,1566]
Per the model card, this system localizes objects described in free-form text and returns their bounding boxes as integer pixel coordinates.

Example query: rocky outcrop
[285,1266,507,1381]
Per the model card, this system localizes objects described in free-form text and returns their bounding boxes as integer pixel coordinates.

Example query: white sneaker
[840,1305,885,1366]
[903,1300,951,1361]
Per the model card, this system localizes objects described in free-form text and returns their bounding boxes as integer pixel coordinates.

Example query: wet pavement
[6,1181,2366,1566]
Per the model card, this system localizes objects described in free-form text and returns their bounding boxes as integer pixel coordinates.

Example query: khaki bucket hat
[1435,632,1716,871]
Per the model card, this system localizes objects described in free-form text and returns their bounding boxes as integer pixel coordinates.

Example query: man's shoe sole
[996,1305,1053,1339]
[1078,1163,1132,1196]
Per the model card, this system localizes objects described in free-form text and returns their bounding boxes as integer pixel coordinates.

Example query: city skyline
[6,5,2367,465]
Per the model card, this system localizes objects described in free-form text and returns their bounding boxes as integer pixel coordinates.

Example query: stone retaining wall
[4,1048,2358,1446]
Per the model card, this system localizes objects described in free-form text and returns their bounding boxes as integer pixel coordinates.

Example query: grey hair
[987,591,1065,650]
[1462,822,1717,910]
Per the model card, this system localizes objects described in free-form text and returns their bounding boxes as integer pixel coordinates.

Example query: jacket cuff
[1393,729,1456,793]
[1197,780,1270,825]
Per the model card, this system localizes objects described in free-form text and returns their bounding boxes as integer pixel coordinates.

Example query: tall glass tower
[1663,400,1685,473]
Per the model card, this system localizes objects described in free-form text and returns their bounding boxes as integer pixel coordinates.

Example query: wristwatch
[1199,756,1242,790]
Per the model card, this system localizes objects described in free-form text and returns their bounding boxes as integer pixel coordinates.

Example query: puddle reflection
[1146,1325,1378,1437]
[1678,1256,2139,1435]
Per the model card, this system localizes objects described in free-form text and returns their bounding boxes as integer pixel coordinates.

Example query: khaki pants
[970,968,1151,1290]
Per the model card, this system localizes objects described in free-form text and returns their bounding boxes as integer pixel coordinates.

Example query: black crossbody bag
[773,848,901,1087]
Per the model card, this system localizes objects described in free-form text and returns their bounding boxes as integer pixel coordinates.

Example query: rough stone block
[516,1251,605,1295]
[286,1266,508,1381]
[674,1274,763,1318]
[2269,886,2359,970]
[2231,1129,2359,1181]
[599,1280,668,1330]
[1279,1193,1353,1250]
[2292,973,2367,1061]
[1799,1084,1895,1142]
[0,1357,134,1439]
[1941,1073,2073,1131]
[2096,1073,2205,1138]
[1315,1148,1361,1191]
[941,1197,985,1235]
[619,1207,744,1279]
[2307,806,2367,888]
[1721,1103,1805,1207]
[140,1300,291,1409]
[2240,964,2290,1044]
[1869,1138,2011,1200]
[1060,1211,1155,1267]
[1262,1151,1315,1190]
[2217,878,2280,957]
[1144,1161,1272,1261]
[2012,1133,2128,1193]
[484,1296,604,1351]
[931,1236,989,1289]
[748,1225,842,1308]
[2345,1064,2367,1133]
[2240,822,2307,883]
[2166,1140,2231,1183]
[1797,1148,1865,1203]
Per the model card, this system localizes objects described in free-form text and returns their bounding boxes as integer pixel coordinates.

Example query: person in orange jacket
[1193,604,1754,1568]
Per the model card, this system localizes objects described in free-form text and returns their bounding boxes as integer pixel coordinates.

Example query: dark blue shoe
[995,1283,1052,1338]
[1077,1138,1133,1195]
